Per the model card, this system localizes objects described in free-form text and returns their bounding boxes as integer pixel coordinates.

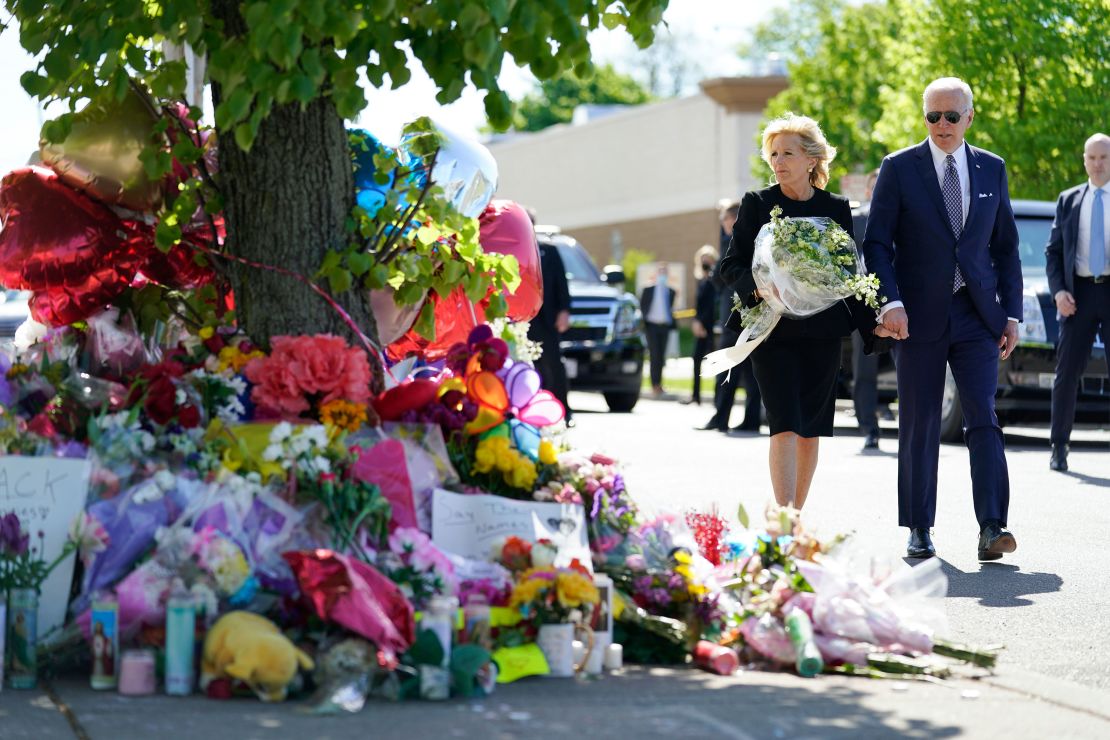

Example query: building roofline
[699,75,790,112]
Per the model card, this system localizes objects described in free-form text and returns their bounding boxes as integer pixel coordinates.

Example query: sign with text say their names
[431,489,590,569]
[0,456,91,635]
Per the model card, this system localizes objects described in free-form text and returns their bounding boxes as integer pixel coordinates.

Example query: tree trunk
[210,1,382,392]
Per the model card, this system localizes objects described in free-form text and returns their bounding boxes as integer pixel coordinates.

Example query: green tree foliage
[512,63,653,132]
[3,0,671,355]
[750,0,1109,200]
[760,0,896,188]
[874,0,1110,200]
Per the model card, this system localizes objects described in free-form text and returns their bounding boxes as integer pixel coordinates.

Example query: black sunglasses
[925,110,965,124]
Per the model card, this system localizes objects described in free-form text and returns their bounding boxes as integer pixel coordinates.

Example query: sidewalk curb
[982,667,1110,723]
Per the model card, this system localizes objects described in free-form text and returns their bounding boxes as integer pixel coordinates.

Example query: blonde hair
[693,244,719,279]
[761,113,836,189]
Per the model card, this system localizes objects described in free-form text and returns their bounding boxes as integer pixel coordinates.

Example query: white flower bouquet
[702,206,880,376]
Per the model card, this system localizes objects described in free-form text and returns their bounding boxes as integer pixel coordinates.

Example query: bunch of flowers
[377,527,457,610]
[190,526,258,607]
[544,453,637,552]
[486,318,542,363]
[470,435,538,494]
[244,334,373,424]
[686,509,728,566]
[717,506,996,679]
[509,562,599,626]
[259,422,391,561]
[0,511,77,591]
[125,358,205,428]
[494,536,534,572]
[706,205,882,376]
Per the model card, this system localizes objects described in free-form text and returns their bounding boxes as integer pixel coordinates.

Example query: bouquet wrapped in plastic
[702,206,880,376]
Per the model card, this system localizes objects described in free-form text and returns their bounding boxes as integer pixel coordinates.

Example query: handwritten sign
[0,456,91,635]
[431,489,590,569]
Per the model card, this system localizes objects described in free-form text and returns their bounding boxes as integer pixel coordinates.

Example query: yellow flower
[198,326,215,340]
[218,346,265,373]
[556,572,599,608]
[538,439,557,465]
[319,399,368,434]
[510,577,549,609]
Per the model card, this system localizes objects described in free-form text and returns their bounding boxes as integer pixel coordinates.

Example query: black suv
[534,229,645,412]
[841,199,1108,442]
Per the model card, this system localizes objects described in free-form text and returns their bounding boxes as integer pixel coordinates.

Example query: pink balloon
[478,200,542,322]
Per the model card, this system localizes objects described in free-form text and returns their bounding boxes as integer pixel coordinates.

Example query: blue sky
[0,0,783,172]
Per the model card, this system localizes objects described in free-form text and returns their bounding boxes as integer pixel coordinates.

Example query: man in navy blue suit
[863,77,1023,561]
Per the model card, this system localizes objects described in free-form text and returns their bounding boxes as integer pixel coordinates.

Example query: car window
[1016,216,1052,274]
[555,244,602,284]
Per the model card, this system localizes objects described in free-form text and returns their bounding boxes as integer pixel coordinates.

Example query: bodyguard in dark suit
[1045,133,1110,472]
[863,77,1023,561]
[852,170,882,450]
[639,263,676,398]
[528,241,573,422]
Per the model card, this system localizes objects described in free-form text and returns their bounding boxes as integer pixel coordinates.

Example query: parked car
[0,290,30,345]
[840,199,1108,442]
[534,227,645,412]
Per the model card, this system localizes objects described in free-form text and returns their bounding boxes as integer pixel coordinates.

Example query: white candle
[604,642,623,671]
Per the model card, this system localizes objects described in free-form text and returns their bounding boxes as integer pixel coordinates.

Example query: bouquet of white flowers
[701,206,880,376]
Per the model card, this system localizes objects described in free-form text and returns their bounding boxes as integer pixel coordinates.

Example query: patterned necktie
[1091,189,1106,277]
[942,154,965,292]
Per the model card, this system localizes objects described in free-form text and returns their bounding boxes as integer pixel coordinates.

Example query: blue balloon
[349,128,396,219]
[510,418,542,461]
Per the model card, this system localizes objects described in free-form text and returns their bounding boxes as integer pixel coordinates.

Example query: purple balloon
[503,362,542,410]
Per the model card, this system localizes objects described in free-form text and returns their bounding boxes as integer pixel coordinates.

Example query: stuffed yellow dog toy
[200,611,314,702]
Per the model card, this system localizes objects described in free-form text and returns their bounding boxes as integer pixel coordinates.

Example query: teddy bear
[200,611,314,702]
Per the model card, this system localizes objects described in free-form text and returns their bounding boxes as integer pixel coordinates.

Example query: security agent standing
[528,240,574,424]
[1045,132,1110,472]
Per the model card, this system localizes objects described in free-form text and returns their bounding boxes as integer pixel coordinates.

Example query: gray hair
[922,77,973,112]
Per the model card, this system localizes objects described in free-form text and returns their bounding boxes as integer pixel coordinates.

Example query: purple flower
[0,512,29,556]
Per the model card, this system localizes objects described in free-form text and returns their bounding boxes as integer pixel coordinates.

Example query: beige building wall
[487,76,788,306]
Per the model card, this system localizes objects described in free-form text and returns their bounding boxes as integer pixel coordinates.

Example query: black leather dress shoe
[978,520,1017,561]
[906,528,935,559]
[862,431,880,450]
[695,419,721,431]
[1049,444,1068,472]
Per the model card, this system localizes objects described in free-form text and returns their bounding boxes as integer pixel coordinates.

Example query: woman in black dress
[718,113,880,509]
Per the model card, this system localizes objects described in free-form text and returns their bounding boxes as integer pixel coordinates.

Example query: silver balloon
[369,287,426,345]
[405,119,498,218]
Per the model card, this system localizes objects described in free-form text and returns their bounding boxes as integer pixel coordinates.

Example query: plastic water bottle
[164,579,196,695]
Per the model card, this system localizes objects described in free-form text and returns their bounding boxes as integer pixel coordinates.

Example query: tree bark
[210,2,382,390]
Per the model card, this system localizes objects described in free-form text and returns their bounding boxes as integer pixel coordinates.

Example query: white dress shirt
[646,282,671,325]
[1075,181,1110,278]
[880,139,1017,324]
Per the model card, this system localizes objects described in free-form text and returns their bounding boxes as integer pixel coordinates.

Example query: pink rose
[285,335,372,404]
[245,354,310,417]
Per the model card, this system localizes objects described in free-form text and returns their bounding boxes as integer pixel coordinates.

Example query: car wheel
[939,366,964,444]
[603,390,639,413]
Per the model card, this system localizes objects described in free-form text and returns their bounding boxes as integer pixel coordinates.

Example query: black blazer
[1045,183,1090,297]
[694,277,718,329]
[639,284,676,328]
[718,186,879,346]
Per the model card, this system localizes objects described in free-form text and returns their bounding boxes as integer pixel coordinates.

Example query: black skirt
[750,337,841,437]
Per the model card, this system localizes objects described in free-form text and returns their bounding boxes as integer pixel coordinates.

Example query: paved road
[565,387,1110,695]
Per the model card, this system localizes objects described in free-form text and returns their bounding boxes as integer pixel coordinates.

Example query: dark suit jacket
[530,243,571,341]
[639,284,676,328]
[862,139,1022,343]
[1045,183,1090,297]
[694,277,718,329]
